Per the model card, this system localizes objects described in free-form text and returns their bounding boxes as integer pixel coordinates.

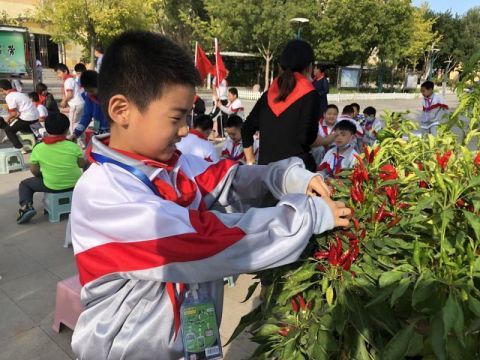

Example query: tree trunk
[90,37,96,69]
[264,54,271,92]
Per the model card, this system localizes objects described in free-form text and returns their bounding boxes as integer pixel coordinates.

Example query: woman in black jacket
[242,40,320,171]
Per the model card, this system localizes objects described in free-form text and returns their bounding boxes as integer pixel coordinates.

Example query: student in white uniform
[176,115,219,162]
[318,120,359,178]
[0,79,40,152]
[215,87,245,119]
[55,63,85,135]
[420,81,448,136]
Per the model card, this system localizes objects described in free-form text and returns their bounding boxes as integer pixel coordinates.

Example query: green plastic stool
[18,133,37,152]
[43,191,73,223]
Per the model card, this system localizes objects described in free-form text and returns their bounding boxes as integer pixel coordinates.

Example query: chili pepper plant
[229,56,480,359]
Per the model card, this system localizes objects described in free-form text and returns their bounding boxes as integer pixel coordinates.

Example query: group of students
[0,61,109,224]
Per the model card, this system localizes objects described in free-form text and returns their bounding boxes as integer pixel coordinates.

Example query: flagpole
[214,38,224,139]
[191,41,198,128]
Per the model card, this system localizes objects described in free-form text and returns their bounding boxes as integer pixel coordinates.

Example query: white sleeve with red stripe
[71,158,333,285]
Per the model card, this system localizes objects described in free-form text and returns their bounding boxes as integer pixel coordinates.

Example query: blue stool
[43,191,73,223]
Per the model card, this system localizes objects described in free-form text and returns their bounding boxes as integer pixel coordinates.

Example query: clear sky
[412,0,480,14]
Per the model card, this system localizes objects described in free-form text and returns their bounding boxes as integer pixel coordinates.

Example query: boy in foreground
[70,31,350,360]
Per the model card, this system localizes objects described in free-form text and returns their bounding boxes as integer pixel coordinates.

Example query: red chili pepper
[278,327,290,337]
[417,161,424,171]
[436,150,452,171]
[307,302,313,310]
[398,202,410,209]
[360,229,366,239]
[456,199,466,208]
[375,202,386,223]
[387,216,401,228]
[385,185,398,206]
[383,211,395,218]
[419,180,428,188]
[316,264,326,272]
[363,144,370,163]
[291,298,299,313]
[352,217,360,232]
[379,164,398,181]
[475,153,480,167]
[351,184,365,203]
[328,237,342,266]
[314,250,330,260]
[296,295,307,310]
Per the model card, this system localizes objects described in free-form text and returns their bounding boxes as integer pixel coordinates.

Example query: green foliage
[231,54,480,359]
[34,0,155,64]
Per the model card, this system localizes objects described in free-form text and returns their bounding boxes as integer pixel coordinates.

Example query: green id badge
[181,301,223,360]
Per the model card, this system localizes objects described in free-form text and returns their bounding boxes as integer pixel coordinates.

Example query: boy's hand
[323,198,351,228]
[307,175,331,198]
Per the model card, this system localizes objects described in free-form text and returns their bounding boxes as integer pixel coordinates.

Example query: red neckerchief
[39,94,47,104]
[422,96,449,112]
[87,94,100,104]
[194,94,199,104]
[267,72,315,117]
[319,117,332,137]
[43,135,67,144]
[189,129,207,140]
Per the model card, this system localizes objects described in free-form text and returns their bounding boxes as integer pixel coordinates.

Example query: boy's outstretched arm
[71,164,350,286]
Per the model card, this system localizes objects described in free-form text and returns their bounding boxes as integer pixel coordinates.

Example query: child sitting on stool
[16,113,85,224]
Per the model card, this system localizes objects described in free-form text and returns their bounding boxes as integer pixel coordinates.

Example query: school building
[0,0,83,69]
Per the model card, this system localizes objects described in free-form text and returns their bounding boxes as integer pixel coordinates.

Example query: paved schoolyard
[0,94,460,360]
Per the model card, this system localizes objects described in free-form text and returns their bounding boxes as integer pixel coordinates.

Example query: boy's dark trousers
[19,176,72,206]
[0,117,35,149]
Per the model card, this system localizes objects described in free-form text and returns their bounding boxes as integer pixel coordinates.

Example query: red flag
[195,42,213,82]
[214,38,228,87]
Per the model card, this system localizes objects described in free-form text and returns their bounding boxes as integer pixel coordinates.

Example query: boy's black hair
[193,114,213,131]
[45,112,70,135]
[350,103,360,112]
[228,87,238,97]
[36,82,48,93]
[421,80,434,90]
[342,105,354,115]
[363,106,376,116]
[74,63,87,73]
[315,63,327,72]
[0,79,12,90]
[95,45,104,54]
[28,91,40,102]
[98,31,201,120]
[80,70,98,89]
[326,104,339,112]
[334,120,357,134]
[225,115,243,129]
[54,63,69,74]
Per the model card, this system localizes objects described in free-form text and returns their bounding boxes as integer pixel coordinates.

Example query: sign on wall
[0,30,27,74]
[338,67,361,89]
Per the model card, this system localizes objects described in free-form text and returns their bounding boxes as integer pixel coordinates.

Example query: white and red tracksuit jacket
[218,98,245,119]
[70,135,335,360]
[220,136,258,163]
[175,129,219,162]
[421,93,448,129]
[318,145,358,178]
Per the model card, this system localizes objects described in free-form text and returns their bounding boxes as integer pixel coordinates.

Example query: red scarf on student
[43,135,67,144]
[267,72,315,117]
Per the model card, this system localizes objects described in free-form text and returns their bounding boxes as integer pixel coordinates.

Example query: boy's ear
[108,95,131,127]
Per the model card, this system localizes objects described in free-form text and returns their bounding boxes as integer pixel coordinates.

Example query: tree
[403,4,438,72]
[190,0,307,90]
[34,0,154,66]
